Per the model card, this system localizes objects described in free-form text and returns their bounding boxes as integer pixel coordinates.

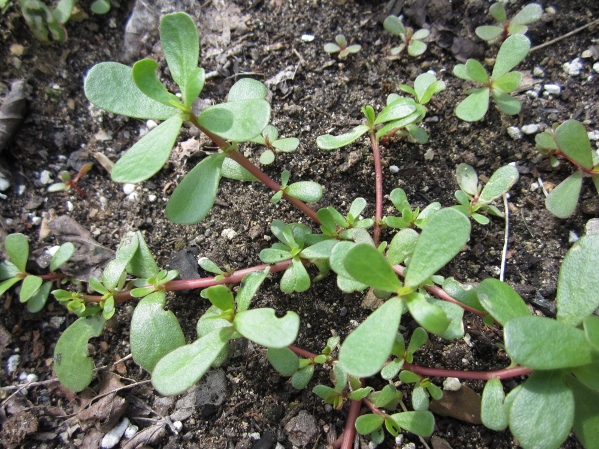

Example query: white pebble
[585,218,599,236]
[46,245,61,256]
[26,373,39,383]
[39,170,53,184]
[66,201,74,212]
[526,90,538,99]
[127,192,139,201]
[594,62,599,74]
[17,185,26,195]
[49,316,66,328]
[424,149,435,160]
[147,194,157,202]
[544,84,561,95]
[588,131,599,141]
[443,377,462,391]
[122,184,136,195]
[172,421,183,432]
[507,126,522,140]
[124,424,138,439]
[582,49,593,59]
[6,354,20,374]
[530,181,540,191]
[31,216,42,226]
[569,231,579,243]
[0,174,10,191]
[146,120,158,130]
[368,442,378,449]
[249,432,261,440]
[301,34,315,42]
[221,228,237,240]
[389,165,400,173]
[94,130,113,141]
[521,124,540,135]
[101,418,130,449]
[532,66,545,77]
[563,58,583,76]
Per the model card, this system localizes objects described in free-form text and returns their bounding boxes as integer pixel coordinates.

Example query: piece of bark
[0,80,28,154]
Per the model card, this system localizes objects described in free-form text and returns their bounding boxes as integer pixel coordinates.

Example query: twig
[500,193,510,282]
[530,18,599,53]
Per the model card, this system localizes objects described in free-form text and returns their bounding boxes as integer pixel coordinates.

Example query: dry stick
[369,131,384,246]
[529,18,599,53]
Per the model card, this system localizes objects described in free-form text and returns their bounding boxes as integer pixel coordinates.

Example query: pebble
[544,84,561,95]
[0,174,10,191]
[585,218,599,236]
[17,185,26,195]
[588,131,599,141]
[284,410,318,447]
[563,58,583,76]
[31,216,42,226]
[148,194,157,202]
[249,432,261,440]
[221,228,237,240]
[443,377,462,391]
[594,62,599,74]
[301,34,315,42]
[389,165,399,173]
[424,148,435,160]
[26,373,39,383]
[506,126,522,140]
[6,354,20,374]
[101,417,130,449]
[533,66,545,77]
[124,423,138,439]
[39,170,53,184]
[123,183,136,195]
[172,421,183,432]
[66,201,74,212]
[568,231,579,243]
[127,192,139,201]
[146,120,158,130]
[521,124,540,135]
[46,245,60,256]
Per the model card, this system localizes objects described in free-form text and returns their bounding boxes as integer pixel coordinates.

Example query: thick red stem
[403,362,532,380]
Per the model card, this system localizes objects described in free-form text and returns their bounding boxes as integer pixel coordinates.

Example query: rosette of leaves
[453,163,519,224]
[47,163,92,197]
[383,188,441,230]
[535,120,599,218]
[84,12,271,225]
[270,170,322,205]
[0,233,74,312]
[323,34,361,59]
[317,197,374,238]
[383,15,429,57]
[453,34,530,122]
[479,232,599,449]
[251,125,300,165]
[475,2,542,43]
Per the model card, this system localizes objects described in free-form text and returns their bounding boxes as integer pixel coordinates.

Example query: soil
[0,0,598,448]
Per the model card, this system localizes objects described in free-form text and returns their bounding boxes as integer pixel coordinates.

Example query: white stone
[507,126,522,140]
[6,354,20,374]
[443,377,462,391]
[0,174,10,191]
[249,432,261,440]
[544,84,561,95]
[389,165,400,173]
[101,417,130,449]
[368,441,378,449]
[521,124,540,135]
[94,130,112,141]
[424,148,435,160]
[122,183,136,195]
[146,120,158,130]
[530,181,540,191]
[17,185,26,195]
[66,201,74,212]
[124,424,138,439]
[31,216,42,226]
[585,218,599,236]
[582,49,594,58]
[147,194,157,202]
[532,66,545,77]
[172,421,183,432]
[221,228,237,240]
[301,34,315,42]
[46,245,61,256]
[39,170,53,184]
[26,373,39,383]
[588,131,599,141]
[563,58,583,76]
[127,192,139,201]
[568,231,579,243]
[526,89,538,99]
[594,62,599,74]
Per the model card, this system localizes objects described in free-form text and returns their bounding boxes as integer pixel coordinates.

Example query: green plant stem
[403,362,532,380]
[369,131,383,246]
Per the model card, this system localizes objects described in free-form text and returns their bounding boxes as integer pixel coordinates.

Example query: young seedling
[270,170,323,205]
[383,15,429,57]
[454,34,531,121]
[323,34,362,59]
[251,125,300,165]
[453,163,519,224]
[534,120,599,218]
[47,163,93,197]
[476,2,543,43]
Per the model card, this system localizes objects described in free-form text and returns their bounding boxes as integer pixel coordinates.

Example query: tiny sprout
[383,15,429,57]
[476,2,542,43]
[324,34,362,59]
[251,125,300,165]
[47,163,93,198]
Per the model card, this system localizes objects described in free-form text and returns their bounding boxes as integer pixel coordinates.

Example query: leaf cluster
[251,124,300,165]
[323,34,362,59]
[475,2,542,43]
[383,15,429,57]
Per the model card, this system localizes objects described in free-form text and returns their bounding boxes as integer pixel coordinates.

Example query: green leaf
[475,25,503,41]
[236,269,269,313]
[300,239,338,260]
[227,78,268,102]
[89,276,109,295]
[344,243,402,292]
[442,278,484,311]
[388,411,434,436]
[53,0,75,23]
[406,327,428,356]
[234,308,299,348]
[280,257,311,293]
[455,87,490,122]
[405,292,449,335]
[465,59,490,84]
[90,0,110,14]
[455,163,479,196]
[383,15,405,37]
[132,58,181,107]
[338,297,403,377]
[259,150,276,165]
[381,358,404,380]
[205,285,234,311]
[152,327,233,395]
[111,115,183,183]
[54,315,106,392]
[291,364,315,389]
[491,90,521,115]
[159,13,199,90]
[411,385,429,410]
[535,131,558,150]
[286,181,323,202]
[477,278,530,325]
[197,305,234,338]
[505,316,596,369]
[568,376,599,449]
[273,137,300,152]
[404,208,471,288]
[557,235,599,326]
[510,3,543,26]
[453,64,470,80]
[20,274,42,303]
[584,315,599,352]
[492,71,522,93]
[571,361,599,392]
[491,34,530,79]
[375,98,417,125]
[387,228,419,265]
[355,414,384,435]
[555,120,594,169]
[0,261,21,281]
[126,232,159,279]
[5,233,29,273]
[478,165,519,205]
[27,281,52,313]
[221,157,258,181]
[49,242,75,272]
[433,299,465,339]
[316,125,370,150]
[260,248,293,263]
[84,62,179,120]
[324,43,340,53]
[509,371,574,449]
[489,2,507,23]
[166,153,224,224]
[184,68,205,108]
[545,171,583,218]
[102,232,139,290]
[267,347,299,376]
[481,378,508,430]
[198,99,270,142]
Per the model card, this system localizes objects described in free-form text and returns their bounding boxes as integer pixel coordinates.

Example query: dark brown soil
[1,0,598,448]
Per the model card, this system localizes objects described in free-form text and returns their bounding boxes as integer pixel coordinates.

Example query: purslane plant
[534,119,599,218]
[323,34,362,59]
[454,34,531,121]
[383,15,429,57]
[475,2,543,43]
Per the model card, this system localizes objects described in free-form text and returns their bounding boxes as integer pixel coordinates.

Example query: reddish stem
[288,345,318,359]
[38,272,68,281]
[369,131,383,246]
[403,362,532,380]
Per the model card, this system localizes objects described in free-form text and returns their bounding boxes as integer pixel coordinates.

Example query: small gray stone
[506,126,522,140]
[544,84,561,95]
[284,410,318,447]
[196,369,227,407]
[521,124,540,135]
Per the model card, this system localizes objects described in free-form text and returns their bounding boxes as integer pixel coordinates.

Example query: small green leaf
[455,87,490,122]
[387,228,419,265]
[5,233,29,273]
[411,385,430,410]
[478,165,519,205]
[126,231,160,279]
[152,328,233,395]
[344,243,402,292]
[0,261,22,281]
[0,277,21,296]
[324,43,341,53]
[355,414,384,435]
[433,299,465,339]
[316,125,370,150]
[20,275,43,303]
[111,115,183,183]
[455,163,479,196]
[132,58,181,107]
[259,150,276,165]
[510,3,543,26]
[491,90,521,115]
[406,327,428,356]
[491,34,530,79]
[260,248,293,263]
[27,281,52,313]
[52,0,75,23]
[404,208,471,288]
[505,315,596,369]
[383,15,406,36]
[388,411,434,436]
[555,120,594,169]
[184,67,205,108]
[205,285,235,311]
[90,0,110,14]
[54,315,106,392]
[166,153,225,224]
[489,2,507,23]
[160,13,199,90]
[545,171,583,218]
[280,257,311,293]
[375,98,417,125]
[481,378,508,430]
[568,376,599,449]
[221,157,258,181]
[236,269,269,313]
[84,62,179,120]
[492,71,522,93]
[405,292,449,335]
[234,308,300,348]
[102,232,139,290]
[453,64,470,80]
[300,239,338,260]
[381,358,404,380]
[338,297,403,377]
[50,242,75,272]
[198,100,270,142]
[475,25,503,41]
[273,137,300,152]
[286,181,323,202]
[267,347,299,376]
[291,364,314,389]
[477,278,530,326]
[465,59,490,84]
[583,315,599,351]
[227,78,268,102]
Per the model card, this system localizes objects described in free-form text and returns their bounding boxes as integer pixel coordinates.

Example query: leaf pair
[383,15,430,57]
[251,125,300,165]
[324,34,362,59]
[475,2,543,43]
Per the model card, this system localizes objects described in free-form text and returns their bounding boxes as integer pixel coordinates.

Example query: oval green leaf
[455,87,490,122]
[286,181,323,202]
[481,378,508,431]
[50,242,75,272]
[132,58,181,107]
[344,243,402,292]
[234,308,300,348]
[159,13,199,89]
[405,292,449,335]
[479,164,519,205]
[20,274,42,303]
[5,233,29,273]
[491,34,530,79]
[316,125,370,150]
[477,278,530,325]
[545,171,583,218]
[198,100,271,142]
[555,119,594,169]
